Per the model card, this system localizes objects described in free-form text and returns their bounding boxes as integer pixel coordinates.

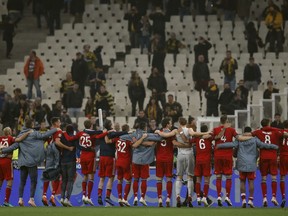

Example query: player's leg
[3,179,12,206]
[64,161,76,207]
[280,175,286,208]
[156,161,164,207]
[224,174,232,206]
[214,158,223,206]
[271,175,279,206]
[60,163,68,206]
[280,156,287,208]
[261,175,268,207]
[117,166,124,205]
[195,176,202,205]
[28,166,38,207]
[82,174,88,203]
[248,179,255,208]
[187,155,195,207]
[240,172,246,208]
[132,163,139,205]
[50,177,60,206]
[18,166,29,206]
[85,172,95,205]
[202,176,212,207]
[175,156,184,207]
[97,177,104,205]
[123,177,132,206]
[165,161,174,207]
[2,159,13,206]
[104,157,115,206]
[139,164,149,206]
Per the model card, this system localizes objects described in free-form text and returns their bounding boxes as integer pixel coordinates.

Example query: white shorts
[176,153,194,176]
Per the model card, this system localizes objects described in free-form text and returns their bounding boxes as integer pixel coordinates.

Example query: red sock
[141,180,147,198]
[87,180,94,198]
[52,180,60,195]
[117,183,123,199]
[226,179,232,197]
[204,183,209,197]
[124,183,131,200]
[98,188,103,197]
[82,181,87,196]
[4,187,11,203]
[195,182,201,197]
[216,178,222,197]
[106,189,112,198]
[133,180,139,197]
[271,181,277,197]
[43,181,49,196]
[157,181,162,198]
[166,181,172,199]
[261,182,267,198]
[280,181,285,199]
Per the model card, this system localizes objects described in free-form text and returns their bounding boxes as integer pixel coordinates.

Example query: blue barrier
[0,168,284,207]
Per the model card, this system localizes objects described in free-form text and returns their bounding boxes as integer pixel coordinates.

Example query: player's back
[176,127,193,155]
[78,131,96,158]
[0,136,14,158]
[156,130,175,162]
[116,138,133,162]
[280,129,288,156]
[194,137,213,162]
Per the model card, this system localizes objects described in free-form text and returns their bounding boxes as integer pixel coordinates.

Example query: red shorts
[132,163,150,179]
[98,156,115,178]
[0,158,13,181]
[259,158,278,176]
[279,155,288,176]
[239,171,256,180]
[156,161,173,178]
[80,157,96,175]
[116,162,132,181]
[214,157,233,175]
[194,162,211,177]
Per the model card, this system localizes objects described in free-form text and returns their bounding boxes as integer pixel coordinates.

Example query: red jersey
[0,136,15,158]
[213,126,238,158]
[280,129,288,156]
[115,138,133,165]
[252,126,282,159]
[194,137,213,163]
[156,130,175,162]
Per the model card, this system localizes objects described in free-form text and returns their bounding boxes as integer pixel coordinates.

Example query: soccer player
[218,126,279,208]
[280,120,288,208]
[251,118,287,207]
[193,125,214,207]
[42,117,75,207]
[0,127,31,207]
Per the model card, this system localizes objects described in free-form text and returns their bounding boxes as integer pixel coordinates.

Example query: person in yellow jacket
[265,6,283,52]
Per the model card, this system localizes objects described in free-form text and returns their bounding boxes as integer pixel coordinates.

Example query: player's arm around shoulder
[154,129,177,138]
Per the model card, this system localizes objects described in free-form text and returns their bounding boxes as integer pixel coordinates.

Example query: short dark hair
[244,126,252,133]
[138,121,147,130]
[84,120,92,129]
[261,118,270,127]
[220,115,228,124]
[200,125,208,132]
[161,117,171,128]
[25,117,34,128]
[122,124,130,132]
[283,120,288,128]
[178,117,187,126]
[274,113,281,117]
[65,124,74,134]
[51,117,60,125]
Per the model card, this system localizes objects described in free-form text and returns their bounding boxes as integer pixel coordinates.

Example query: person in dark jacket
[124,6,141,48]
[193,54,210,102]
[145,97,162,126]
[45,0,64,35]
[194,36,212,63]
[270,113,284,129]
[151,37,166,74]
[205,79,219,116]
[2,17,15,59]
[93,85,114,117]
[149,6,166,40]
[33,0,48,29]
[93,46,103,68]
[163,94,183,124]
[243,57,262,91]
[7,0,23,25]
[219,83,234,115]
[147,67,167,108]
[71,52,89,96]
[66,83,83,122]
[88,66,106,100]
[70,0,85,27]
[245,22,262,57]
[128,71,146,116]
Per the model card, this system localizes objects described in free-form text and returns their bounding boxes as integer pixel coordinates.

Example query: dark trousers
[19,166,38,198]
[131,98,144,116]
[61,162,76,199]
[6,39,13,57]
[206,105,219,117]
[47,10,61,35]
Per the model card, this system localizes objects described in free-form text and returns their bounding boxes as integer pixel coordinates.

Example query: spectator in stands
[147,67,167,108]
[84,97,93,118]
[16,94,29,118]
[24,50,44,99]
[151,35,166,74]
[219,83,234,115]
[166,0,180,18]
[124,5,141,48]
[219,50,238,91]
[88,66,106,100]
[192,54,210,102]
[52,100,62,118]
[147,119,159,132]
[281,0,288,29]
[33,0,48,29]
[139,15,152,54]
[60,109,72,128]
[13,88,22,104]
[71,52,89,96]
[149,6,166,41]
[133,110,149,129]
[95,110,112,130]
[243,57,261,91]
[163,94,183,124]
[271,113,284,129]
[42,103,52,126]
[262,0,280,18]
[7,0,23,26]
[166,32,185,63]
[263,80,279,99]
[144,97,163,126]
[221,0,237,22]
[221,87,247,115]
[194,36,212,63]
[46,0,63,35]
[265,5,284,53]
[2,16,15,59]
[66,83,83,123]
[237,79,249,100]
[179,0,191,20]
[245,21,263,57]
[205,79,219,117]
[128,71,146,116]
[237,0,252,24]
[60,72,75,110]
[83,44,96,73]
[0,84,7,118]
[33,98,45,126]
[93,46,103,68]
[93,85,115,117]
[1,94,17,129]
[187,116,197,131]
[70,0,85,27]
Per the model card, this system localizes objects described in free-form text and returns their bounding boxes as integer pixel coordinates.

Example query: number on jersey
[283,138,288,146]
[221,136,226,142]
[160,140,167,147]
[117,140,126,153]
[199,139,206,149]
[0,139,9,148]
[264,135,271,144]
[80,135,92,147]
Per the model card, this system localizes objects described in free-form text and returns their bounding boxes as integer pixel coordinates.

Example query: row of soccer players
[0,115,287,208]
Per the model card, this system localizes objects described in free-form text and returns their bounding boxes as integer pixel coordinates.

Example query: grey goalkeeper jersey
[176,127,193,155]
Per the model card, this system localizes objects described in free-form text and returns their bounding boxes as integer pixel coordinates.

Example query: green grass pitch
[1,207,287,216]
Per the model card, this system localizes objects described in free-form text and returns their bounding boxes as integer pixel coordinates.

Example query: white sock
[175,179,182,196]
[188,179,194,197]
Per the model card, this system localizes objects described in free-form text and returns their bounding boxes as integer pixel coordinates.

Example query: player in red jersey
[251,118,287,207]
[62,119,107,206]
[0,127,31,207]
[193,125,214,207]
[212,115,243,207]
[42,117,74,207]
[280,120,288,208]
